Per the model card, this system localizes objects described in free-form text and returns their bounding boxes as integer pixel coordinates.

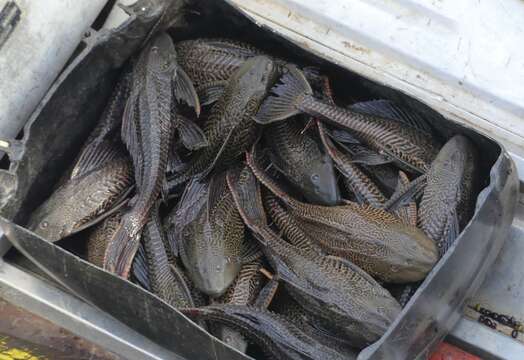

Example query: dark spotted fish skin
[171,174,246,297]
[227,166,401,347]
[175,38,261,89]
[419,135,478,256]
[87,211,124,267]
[263,192,323,255]
[70,72,132,180]
[103,33,179,277]
[28,154,132,243]
[142,206,194,308]
[317,121,387,208]
[256,66,440,173]
[362,163,399,196]
[246,150,438,283]
[302,97,438,173]
[167,56,279,186]
[270,293,359,357]
[184,305,350,360]
[213,259,264,353]
[218,259,264,306]
[266,119,340,206]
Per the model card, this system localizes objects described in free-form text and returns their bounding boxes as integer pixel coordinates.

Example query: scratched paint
[0,337,47,360]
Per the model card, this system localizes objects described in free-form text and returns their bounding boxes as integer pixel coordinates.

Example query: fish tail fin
[255,65,312,124]
[103,213,143,278]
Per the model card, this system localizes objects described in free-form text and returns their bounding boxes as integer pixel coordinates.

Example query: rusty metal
[0,298,121,360]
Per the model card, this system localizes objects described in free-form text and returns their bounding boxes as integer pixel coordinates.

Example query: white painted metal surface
[0,0,107,145]
[103,0,137,30]
[227,0,524,178]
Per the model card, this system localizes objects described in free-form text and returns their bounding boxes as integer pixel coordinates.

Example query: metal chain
[478,315,497,329]
[469,304,523,337]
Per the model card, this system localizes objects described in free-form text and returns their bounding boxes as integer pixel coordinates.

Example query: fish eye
[40,221,48,229]
[151,46,159,53]
[311,174,320,183]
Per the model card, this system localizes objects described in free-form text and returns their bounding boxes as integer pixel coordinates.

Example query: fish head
[216,326,247,353]
[28,207,74,242]
[189,251,242,298]
[179,223,242,297]
[233,55,279,99]
[148,33,177,74]
[300,152,341,205]
[384,224,439,282]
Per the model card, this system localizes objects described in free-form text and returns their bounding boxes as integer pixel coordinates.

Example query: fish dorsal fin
[207,171,228,222]
[241,239,263,263]
[254,278,279,309]
[177,176,209,223]
[173,66,201,117]
[69,188,133,236]
[121,89,144,186]
[70,140,121,180]
[328,128,361,145]
[199,126,236,179]
[394,170,418,226]
[349,100,433,135]
[226,166,268,229]
[246,144,302,210]
[439,210,460,257]
[204,39,260,57]
[197,81,227,106]
[177,114,209,151]
[344,144,393,166]
[169,263,196,308]
[166,146,187,174]
[164,224,179,259]
[325,255,381,287]
[385,174,427,211]
[132,241,151,290]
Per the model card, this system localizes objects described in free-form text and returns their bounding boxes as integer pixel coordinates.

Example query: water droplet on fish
[40,221,48,229]
[216,265,222,272]
[390,265,399,273]
[225,336,232,343]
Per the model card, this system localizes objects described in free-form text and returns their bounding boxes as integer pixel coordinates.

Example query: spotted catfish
[28,141,132,242]
[212,258,264,353]
[167,55,279,188]
[265,118,340,206]
[184,305,352,360]
[419,135,478,257]
[103,32,199,278]
[175,38,263,104]
[246,144,438,283]
[255,65,440,173]
[227,166,401,347]
[167,172,258,297]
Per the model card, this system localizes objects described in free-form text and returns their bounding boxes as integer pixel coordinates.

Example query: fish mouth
[305,183,341,206]
[193,261,242,297]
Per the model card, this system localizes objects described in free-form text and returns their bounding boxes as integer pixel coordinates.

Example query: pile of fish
[27,33,479,359]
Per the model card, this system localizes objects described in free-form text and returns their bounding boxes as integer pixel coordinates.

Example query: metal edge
[0,250,176,360]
